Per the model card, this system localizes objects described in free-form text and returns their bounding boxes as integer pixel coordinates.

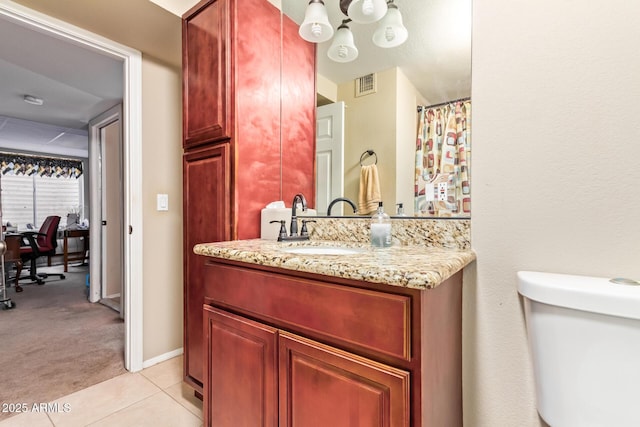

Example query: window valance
[0,152,83,179]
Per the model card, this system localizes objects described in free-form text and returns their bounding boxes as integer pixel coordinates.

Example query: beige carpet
[0,264,126,421]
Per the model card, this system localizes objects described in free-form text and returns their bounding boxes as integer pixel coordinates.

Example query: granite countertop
[194,239,476,290]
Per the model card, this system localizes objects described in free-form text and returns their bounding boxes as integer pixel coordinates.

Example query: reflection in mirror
[281,0,471,217]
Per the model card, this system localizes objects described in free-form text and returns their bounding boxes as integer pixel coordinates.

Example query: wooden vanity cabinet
[182,0,315,392]
[204,305,410,427]
[202,261,463,427]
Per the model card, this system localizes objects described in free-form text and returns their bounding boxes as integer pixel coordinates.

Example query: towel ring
[360,150,377,166]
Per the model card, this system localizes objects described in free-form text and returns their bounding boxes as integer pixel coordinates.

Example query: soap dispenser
[396,202,408,217]
[370,202,392,248]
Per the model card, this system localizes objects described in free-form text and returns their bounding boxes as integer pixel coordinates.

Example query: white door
[88,106,124,318]
[100,119,124,315]
[316,102,345,215]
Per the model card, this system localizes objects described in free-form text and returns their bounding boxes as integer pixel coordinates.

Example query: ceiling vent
[355,73,377,97]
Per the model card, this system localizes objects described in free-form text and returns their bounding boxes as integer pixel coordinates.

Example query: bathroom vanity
[194,237,475,427]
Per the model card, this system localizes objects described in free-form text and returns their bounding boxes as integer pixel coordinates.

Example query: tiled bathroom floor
[0,355,203,427]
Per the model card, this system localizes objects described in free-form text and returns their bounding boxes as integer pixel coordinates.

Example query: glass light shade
[372,5,408,48]
[299,0,334,43]
[347,0,387,24]
[327,25,358,63]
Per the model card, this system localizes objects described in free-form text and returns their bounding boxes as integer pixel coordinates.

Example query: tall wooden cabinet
[182,0,316,392]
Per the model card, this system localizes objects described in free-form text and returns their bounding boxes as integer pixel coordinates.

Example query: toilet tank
[517,271,640,427]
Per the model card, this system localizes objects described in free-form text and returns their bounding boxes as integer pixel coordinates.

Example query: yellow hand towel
[358,164,382,215]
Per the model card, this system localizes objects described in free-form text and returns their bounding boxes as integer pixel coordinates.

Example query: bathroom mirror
[281,0,471,218]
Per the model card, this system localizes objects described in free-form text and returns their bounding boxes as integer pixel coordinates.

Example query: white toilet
[517,271,640,427]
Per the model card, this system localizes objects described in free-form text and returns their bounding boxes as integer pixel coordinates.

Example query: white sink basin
[279,246,365,255]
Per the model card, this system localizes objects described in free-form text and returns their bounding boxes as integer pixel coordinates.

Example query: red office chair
[20,216,66,285]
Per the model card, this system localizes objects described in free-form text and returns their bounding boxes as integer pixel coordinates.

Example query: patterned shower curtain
[414,99,471,217]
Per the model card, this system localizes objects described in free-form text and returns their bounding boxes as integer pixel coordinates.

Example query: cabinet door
[279,332,411,427]
[183,0,231,148]
[183,144,230,391]
[203,306,278,427]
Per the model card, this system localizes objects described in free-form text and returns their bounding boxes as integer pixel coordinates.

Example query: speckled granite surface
[306,218,471,250]
[194,238,475,290]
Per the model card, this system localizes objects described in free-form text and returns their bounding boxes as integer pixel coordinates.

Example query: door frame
[88,105,124,314]
[0,0,144,372]
[316,102,345,215]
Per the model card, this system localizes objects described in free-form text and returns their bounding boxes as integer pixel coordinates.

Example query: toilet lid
[517,271,640,320]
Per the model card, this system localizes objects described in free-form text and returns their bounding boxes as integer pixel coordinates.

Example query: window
[1,174,83,229]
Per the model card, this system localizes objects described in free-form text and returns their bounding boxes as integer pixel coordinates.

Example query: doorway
[89,106,124,317]
[0,1,143,371]
[316,102,345,215]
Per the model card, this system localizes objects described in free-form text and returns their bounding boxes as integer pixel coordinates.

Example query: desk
[63,228,89,272]
[3,234,24,292]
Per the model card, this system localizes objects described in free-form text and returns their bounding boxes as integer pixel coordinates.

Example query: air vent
[355,73,377,97]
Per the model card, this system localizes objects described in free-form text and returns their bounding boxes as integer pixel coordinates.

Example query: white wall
[317,73,338,103]
[337,67,424,215]
[395,69,421,216]
[468,0,640,425]
[339,68,397,213]
[141,57,183,359]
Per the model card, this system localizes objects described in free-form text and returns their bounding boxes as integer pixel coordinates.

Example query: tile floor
[0,355,203,427]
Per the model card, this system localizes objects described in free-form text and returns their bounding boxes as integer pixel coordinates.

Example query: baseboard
[99,298,120,313]
[142,347,184,369]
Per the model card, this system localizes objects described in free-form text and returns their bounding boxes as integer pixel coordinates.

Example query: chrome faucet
[327,197,357,216]
[289,193,307,237]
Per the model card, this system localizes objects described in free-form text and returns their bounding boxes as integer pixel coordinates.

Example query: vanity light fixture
[327,20,358,63]
[347,0,388,24]
[299,0,407,63]
[372,1,408,48]
[23,94,44,106]
[299,0,334,43]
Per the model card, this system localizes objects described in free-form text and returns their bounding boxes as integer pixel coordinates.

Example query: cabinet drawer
[205,263,412,361]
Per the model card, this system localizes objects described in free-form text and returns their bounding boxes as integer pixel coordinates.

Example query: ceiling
[0,13,123,157]
[0,0,471,158]
[0,0,181,158]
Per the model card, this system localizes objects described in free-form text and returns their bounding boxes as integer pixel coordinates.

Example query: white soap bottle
[370,202,392,248]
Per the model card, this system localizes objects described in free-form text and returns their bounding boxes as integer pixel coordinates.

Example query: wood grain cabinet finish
[206,263,412,361]
[203,306,278,427]
[182,0,316,392]
[279,332,410,427]
[183,0,230,147]
[183,145,231,389]
[202,261,463,427]
[203,306,410,427]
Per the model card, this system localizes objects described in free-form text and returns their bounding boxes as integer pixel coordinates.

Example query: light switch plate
[157,193,169,211]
